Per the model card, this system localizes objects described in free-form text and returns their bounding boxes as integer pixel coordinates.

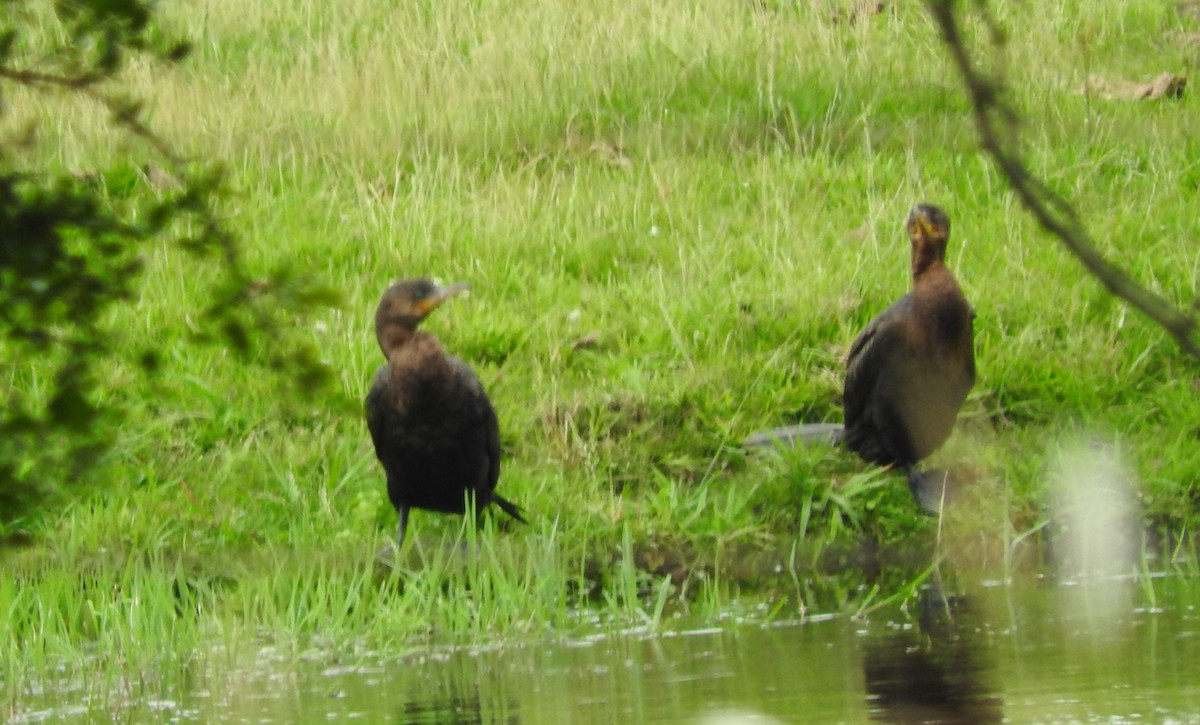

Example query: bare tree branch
[927,0,1200,364]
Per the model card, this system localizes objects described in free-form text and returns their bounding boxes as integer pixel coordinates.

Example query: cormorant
[841,204,975,470]
[365,278,525,549]
[745,204,975,510]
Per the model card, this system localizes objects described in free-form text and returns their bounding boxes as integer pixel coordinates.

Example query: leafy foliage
[0,1,337,525]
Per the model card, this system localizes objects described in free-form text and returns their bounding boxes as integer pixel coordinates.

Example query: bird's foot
[907,468,955,516]
[376,541,401,567]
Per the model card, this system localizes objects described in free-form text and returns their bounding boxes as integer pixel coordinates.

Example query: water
[10,575,1200,724]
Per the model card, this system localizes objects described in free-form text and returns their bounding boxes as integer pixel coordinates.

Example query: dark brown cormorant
[841,203,975,471]
[365,279,525,549]
[744,204,975,510]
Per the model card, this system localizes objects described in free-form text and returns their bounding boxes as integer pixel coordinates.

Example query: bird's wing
[448,355,502,494]
[481,394,502,493]
[964,306,977,382]
[843,297,911,427]
[364,365,393,461]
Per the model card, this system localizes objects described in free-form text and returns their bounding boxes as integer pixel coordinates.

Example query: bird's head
[906,204,951,276]
[375,278,470,356]
[907,204,950,246]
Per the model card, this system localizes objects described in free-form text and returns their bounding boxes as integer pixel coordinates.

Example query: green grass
[3,0,1200,710]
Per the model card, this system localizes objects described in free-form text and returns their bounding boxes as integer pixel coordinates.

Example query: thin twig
[927,0,1200,364]
[0,65,185,166]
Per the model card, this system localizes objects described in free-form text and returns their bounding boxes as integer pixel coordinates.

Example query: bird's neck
[911,248,945,281]
[911,264,972,340]
[384,333,456,405]
[385,331,448,370]
[378,324,419,361]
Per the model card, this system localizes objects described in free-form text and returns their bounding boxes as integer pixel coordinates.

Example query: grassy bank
[3,0,1199,707]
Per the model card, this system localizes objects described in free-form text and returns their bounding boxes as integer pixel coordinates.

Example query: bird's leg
[465,491,482,528]
[376,506,409,566]
[395,505,410,551]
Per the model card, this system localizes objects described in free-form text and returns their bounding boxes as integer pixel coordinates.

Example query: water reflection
[9,576,1200,723]
[863,586,1002,724]
[325,647,521,725]
[398,695,508,724]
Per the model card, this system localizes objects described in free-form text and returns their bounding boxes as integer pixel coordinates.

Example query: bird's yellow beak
[912,210,935,238]
[413,281,471,315]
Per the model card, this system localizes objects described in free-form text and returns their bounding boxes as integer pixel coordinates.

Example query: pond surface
[11,574,1200,724]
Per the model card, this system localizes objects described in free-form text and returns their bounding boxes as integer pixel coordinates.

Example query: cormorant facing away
[744,204,975,511]
[365,278,525,549]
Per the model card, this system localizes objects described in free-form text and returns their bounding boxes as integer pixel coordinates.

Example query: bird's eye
[412,288,427,301]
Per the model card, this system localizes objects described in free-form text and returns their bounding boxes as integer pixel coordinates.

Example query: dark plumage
[743,204,975,510]
[365,278,525,549]
[840,204,975,471]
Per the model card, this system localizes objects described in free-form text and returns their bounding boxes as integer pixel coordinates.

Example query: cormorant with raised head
[745,204,975,510]
[841,204,975,489]
[365,278,525,549]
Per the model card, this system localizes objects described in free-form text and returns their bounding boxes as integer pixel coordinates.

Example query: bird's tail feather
[741,423,846,449]
[491,494,528,524]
